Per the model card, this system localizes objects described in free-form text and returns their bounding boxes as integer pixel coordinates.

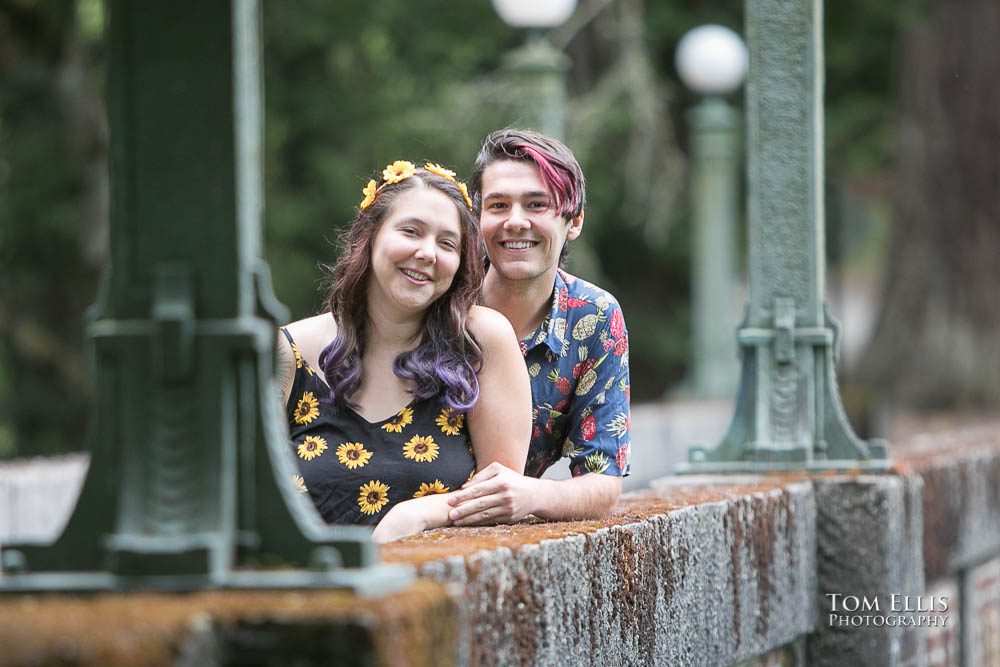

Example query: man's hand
[447,462,539,526]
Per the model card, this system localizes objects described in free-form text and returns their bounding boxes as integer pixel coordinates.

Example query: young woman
[277,160,530,543]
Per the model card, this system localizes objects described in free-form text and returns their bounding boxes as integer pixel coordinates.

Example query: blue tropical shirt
[521,270,631,478]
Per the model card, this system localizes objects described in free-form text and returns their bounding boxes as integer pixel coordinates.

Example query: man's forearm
[531,473,622,522]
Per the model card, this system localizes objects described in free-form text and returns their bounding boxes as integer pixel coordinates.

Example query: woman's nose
[413,238,436,263]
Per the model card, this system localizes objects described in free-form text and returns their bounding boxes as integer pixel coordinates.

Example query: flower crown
[359,160,474,211]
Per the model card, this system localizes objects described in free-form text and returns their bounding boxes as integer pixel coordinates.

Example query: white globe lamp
[675,25,748,95]
[490,0,577,29]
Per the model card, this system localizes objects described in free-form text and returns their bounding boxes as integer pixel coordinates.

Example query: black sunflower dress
[281,329,476,525]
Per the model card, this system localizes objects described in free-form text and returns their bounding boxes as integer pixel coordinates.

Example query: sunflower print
[402,435,439,462]
[358,480,390,515]
[413,480,450,498]
[297,435,328,461]
[289,341,314,376]
[292,474,308,493]
[381,406,414,433]
[435,408,465,436]
[294,391,320,425]
[336,442,372,470]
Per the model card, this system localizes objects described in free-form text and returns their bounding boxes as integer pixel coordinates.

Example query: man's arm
[447,463,621,525]
[450,296,631,525]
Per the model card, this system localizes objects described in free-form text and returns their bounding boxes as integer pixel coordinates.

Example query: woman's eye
[400,227,418,236]
[439,239,458,251]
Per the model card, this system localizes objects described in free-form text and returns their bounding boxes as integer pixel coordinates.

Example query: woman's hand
[371,492,454,543]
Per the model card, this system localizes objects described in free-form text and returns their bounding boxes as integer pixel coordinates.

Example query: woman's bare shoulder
[283,313,338,360]
[467,305,516,344]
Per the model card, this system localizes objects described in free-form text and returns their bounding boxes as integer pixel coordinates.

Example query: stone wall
[383,481,816,666]
[895,426,1000,667]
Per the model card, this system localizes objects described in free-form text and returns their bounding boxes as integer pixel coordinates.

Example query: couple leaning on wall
[277,128,631,543]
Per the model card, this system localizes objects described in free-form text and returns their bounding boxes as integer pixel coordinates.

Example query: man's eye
[488,202,508,211]
[528,201,549,210]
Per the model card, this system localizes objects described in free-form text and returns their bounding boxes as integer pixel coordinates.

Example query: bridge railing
[2,423,997,666]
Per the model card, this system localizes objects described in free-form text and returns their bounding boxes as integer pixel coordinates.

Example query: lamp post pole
[492,0,577,140]
[676,26,747,399]
[500,38,570,139]
[678,1,889,472]
[688,98,740,397]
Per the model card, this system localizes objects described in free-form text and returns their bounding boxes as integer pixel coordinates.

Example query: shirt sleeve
[565,301,631,477]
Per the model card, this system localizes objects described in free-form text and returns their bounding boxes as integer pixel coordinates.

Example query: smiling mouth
[501,240,539,250]
[400,268,431,283]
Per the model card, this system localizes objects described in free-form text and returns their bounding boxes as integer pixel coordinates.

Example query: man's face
[478,160,582,284]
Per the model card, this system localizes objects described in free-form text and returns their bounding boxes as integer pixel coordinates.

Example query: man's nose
[503,204,531,232]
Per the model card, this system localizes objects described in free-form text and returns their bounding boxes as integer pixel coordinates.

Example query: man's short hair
[469,128,586,221]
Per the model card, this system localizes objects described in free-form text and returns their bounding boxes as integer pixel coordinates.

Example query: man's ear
[566,210,584,241]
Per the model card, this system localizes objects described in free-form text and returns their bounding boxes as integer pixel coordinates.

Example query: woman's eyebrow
[395,217,459,237]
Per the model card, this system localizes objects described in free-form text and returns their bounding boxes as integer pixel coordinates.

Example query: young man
[447,129,631,525]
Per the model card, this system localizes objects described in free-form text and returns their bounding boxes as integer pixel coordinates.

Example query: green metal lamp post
[492,0,577,139]
[0,0,411,594]
[676,25,747,399]
[679,0,890,473]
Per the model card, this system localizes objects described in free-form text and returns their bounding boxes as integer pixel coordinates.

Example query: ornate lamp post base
[680,300,889,473]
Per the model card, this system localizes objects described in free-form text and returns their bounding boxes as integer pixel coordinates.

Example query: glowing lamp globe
[491,0,578,28]
[675,25,748,95]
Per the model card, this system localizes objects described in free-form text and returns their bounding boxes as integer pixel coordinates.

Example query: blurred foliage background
[1,0,996,459]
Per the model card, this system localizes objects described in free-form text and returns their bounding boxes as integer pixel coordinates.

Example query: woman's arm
[372,307,531,543]
[371,492,455,543]
[277,313,338,405]
[465,305,532,472]
[276,332,296,405]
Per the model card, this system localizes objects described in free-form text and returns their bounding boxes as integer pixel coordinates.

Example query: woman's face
[368,186,464,317]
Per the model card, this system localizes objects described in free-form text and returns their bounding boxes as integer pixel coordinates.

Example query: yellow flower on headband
[457,182,473,210]
[424,162,456,180]
[359,179,378,209]
[359,160,471,211]
[382,160,416,184]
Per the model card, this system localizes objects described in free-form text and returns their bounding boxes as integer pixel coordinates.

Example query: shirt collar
[522,270,568,357]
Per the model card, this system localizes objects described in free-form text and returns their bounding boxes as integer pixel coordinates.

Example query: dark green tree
[0,0,105,456]
[861,0,1000,409]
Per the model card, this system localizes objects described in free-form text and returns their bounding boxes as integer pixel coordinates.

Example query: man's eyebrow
[483,190,550,200]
